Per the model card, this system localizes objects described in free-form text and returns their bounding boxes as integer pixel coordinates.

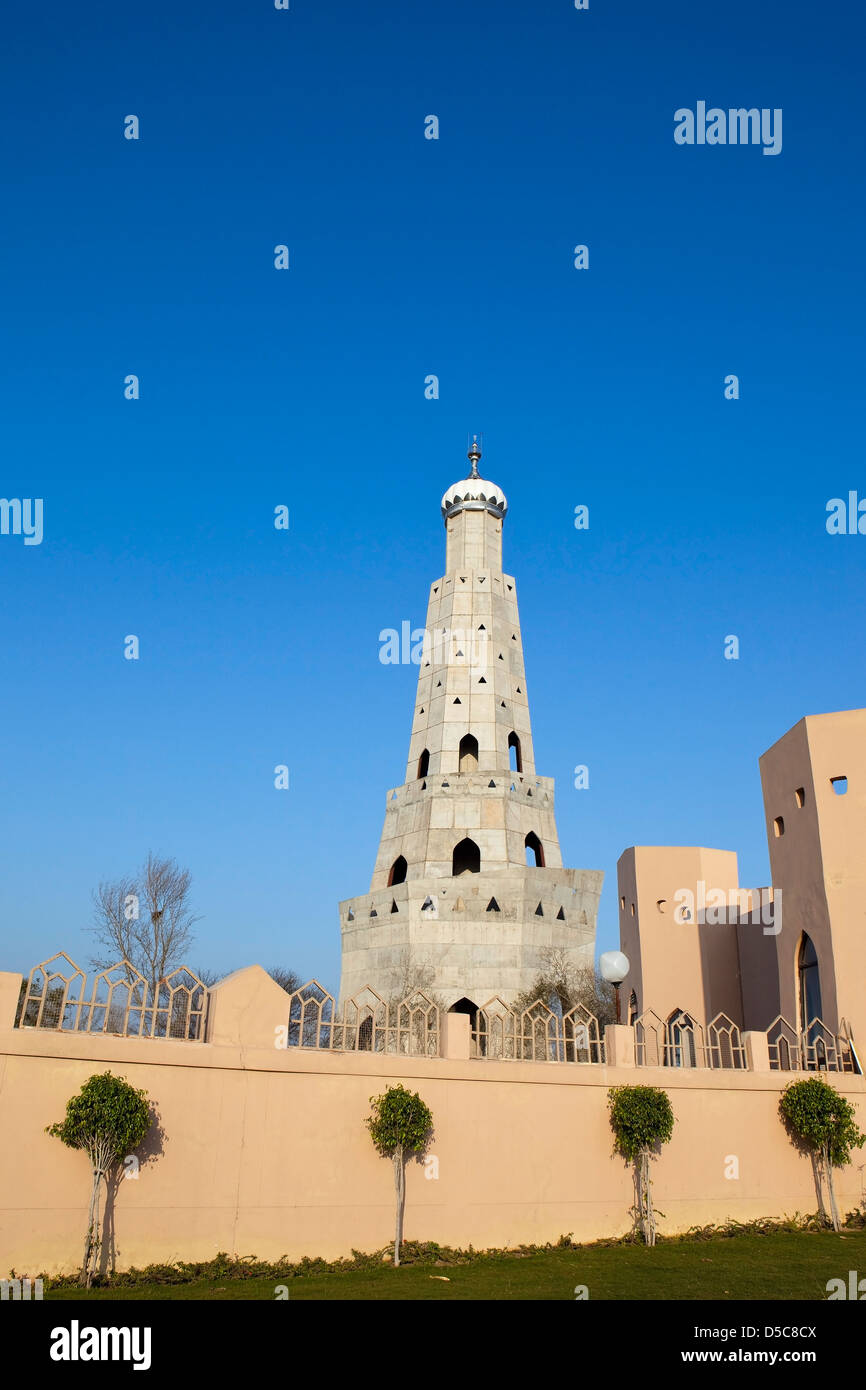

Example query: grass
[43,1229,866,1300]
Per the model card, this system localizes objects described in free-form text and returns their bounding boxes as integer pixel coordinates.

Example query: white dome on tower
[440,438,508,521]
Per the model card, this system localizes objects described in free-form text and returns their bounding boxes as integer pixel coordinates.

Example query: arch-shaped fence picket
[285,981,440,1057]
[15,954,207,1040]
[472,997,605,1063]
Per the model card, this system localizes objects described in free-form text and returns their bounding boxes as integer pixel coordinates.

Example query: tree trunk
[635,1149,655,1246]
[810,1151,828,1226]
[89,1166,105,1286]
[645,1150,656,1246]
[80,1168,101,1288]
[825,1142,841,1232]
[641,1149,656,1246]
[393,1145,405,1267]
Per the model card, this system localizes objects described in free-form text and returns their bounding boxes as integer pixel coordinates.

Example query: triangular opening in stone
[486,897,500,912]
[535,902,544,916]
[391,899,399,913]
[557,907,566,920]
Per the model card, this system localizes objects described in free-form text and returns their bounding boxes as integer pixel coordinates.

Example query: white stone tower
[338,439,602,1010]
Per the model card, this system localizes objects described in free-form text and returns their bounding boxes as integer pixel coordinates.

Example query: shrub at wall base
[779,1076,865,1232]
[46,1071,151,1287]
[366,1084,433,1267]
[608,1085,675,1247]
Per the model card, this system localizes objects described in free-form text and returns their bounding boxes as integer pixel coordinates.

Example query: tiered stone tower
[338,440,602,1010]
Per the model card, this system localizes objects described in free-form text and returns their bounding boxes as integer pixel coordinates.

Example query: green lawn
[44,1230,866,1301]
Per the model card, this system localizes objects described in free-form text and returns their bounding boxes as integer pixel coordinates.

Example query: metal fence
[633,1007,858,1073]
[766,1014,859,1074]
[471,997,605,1063]
[15,953,208,1041]
[285,981,440,1057]
[634,1009,748,1070]
[12,960,861,1075]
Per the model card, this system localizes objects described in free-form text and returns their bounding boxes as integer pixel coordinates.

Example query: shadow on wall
[96,1103,165,1281]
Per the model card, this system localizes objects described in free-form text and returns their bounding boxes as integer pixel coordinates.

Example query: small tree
[47,1071,151,1286]
[366,1084,433,1266]
[608,1085,674,1246]
[779,1076,865,1231]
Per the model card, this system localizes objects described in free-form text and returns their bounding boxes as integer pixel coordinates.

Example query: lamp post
[599,951,630,1025]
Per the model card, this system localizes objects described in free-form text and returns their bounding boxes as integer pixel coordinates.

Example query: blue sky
[1,0,864,992]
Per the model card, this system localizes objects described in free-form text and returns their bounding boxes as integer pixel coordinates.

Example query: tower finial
[467,433,481,479]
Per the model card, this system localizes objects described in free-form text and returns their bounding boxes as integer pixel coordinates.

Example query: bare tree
[193,967,223,988]
[193,966,302,992]
[267,967,303,994]
[387,949,435,1002]
[513,948,616,1025]
[385,949,446,1013]
[90,853,201,997]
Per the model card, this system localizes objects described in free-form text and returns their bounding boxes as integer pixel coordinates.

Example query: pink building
[618,708,866,1069]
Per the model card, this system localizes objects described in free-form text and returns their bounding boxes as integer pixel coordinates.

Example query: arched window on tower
[798,933,823,1035]
[416,749,430,779]
[459,734,479,772]
[628,990,639,1026]
[525,831,545,868]
[452,837,481,876]
[508,732,522,773]
[388,855,407,886]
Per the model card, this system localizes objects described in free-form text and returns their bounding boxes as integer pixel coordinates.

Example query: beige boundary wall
[1,967,864,1277]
